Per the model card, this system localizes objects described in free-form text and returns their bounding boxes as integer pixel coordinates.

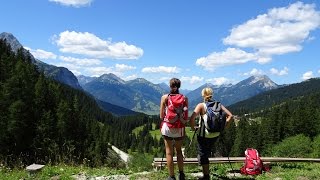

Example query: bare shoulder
[192,102,204,114]
[161,94,168,101]
[162,94,168,98]
[196,102,204,109]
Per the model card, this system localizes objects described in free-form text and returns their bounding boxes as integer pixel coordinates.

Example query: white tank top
[197,103,220,138]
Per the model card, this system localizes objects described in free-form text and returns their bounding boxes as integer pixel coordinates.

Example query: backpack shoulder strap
[208,101,221,112]
[204,101,216,112]
[198,114,206,137]
[202,102,207,112]
[165,93,171,106]
[166,93,185,104]
[206,100,217,106]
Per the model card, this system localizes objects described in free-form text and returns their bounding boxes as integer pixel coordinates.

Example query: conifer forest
[1,39,320,169]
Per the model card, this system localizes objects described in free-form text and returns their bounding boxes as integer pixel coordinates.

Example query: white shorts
[161,122,185,138]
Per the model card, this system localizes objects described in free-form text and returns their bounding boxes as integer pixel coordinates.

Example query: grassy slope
[2,125,319,179]
[133,123,195,140]
[149,126,195,140]
[1,163,320,179]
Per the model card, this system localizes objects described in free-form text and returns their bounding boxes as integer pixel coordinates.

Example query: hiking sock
[198,174,210,180]
[178,171,185,180]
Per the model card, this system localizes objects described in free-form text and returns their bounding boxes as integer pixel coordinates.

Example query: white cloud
[198,2,320,71]
[61,63,136,77]
[206,77,232,86]
[159,77,171,82]
[243,68,264,76]
[49,0,93,7]
[223,2,320,62]
[122,74,138,81]
[142,66,180,73]
[302,71,313,80]
[25,47,57,60]
[181,76,204,84]
[54,31,143,59]
[196,48,256,70]
[115,64,136,72]
[59,56,101,66]
[270,67,289,76]
[86,66,117,77]
[318,69,320,74]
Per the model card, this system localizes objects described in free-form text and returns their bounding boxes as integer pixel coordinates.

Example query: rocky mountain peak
[250,75,278,89]
[77,75,96,86]
[0,32,23,52]
[100,73,125,84]
[238,75,278,90]
[0,32,81,90]
[134,78,148,83]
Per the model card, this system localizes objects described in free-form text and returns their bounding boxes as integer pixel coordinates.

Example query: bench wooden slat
[153,157,320,167]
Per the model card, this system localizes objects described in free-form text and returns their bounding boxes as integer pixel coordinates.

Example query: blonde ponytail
[201,87,213,102]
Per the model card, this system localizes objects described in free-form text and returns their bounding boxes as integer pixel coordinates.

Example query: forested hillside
[216,87,320,158]
[183,80,320,159]
[228,78,320,114]
[0,39,159,167]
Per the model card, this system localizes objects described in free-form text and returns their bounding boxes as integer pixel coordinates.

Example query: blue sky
[1,0,320,90]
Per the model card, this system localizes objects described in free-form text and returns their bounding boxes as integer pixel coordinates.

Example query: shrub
[269,134,312,157]
[127,153,153,172]
[311,134,320,158]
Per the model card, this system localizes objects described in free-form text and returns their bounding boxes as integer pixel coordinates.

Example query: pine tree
[231,117,249,156]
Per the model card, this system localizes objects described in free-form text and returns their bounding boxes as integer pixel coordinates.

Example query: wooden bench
[26,163,45,175]
[153,157,320,170]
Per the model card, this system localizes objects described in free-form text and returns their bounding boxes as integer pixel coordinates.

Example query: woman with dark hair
[160,78,188,180]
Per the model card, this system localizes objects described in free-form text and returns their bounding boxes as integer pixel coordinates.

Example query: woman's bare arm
[221,105,233,127]
[190,103,203,131]
[159,94,167,120]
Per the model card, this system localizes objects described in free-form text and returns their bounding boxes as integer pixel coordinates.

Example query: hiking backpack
[203,101,226,133]
[163,94,188,128]
[240,148,264,175]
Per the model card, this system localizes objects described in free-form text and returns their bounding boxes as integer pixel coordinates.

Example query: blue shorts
[197,136,219,165]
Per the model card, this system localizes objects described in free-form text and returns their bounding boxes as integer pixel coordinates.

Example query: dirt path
[111,145,130,163]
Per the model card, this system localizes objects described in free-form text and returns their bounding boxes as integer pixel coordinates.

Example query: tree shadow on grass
[211,170,256,180]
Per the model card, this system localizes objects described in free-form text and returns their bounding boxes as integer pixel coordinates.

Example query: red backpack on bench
[240,148,264,175]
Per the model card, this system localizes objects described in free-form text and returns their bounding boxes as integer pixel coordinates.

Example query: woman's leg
[197,136,210,176]
[202,164,210,176]
[197,136,218,177]
[164,137,175,177]
[174,139,184,172]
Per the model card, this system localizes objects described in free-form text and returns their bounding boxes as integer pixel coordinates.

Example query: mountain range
[187,75,279,108]
[228,77,320,114]
[81,73,167,115]
[79,73,279,114]
[1,32,281,115]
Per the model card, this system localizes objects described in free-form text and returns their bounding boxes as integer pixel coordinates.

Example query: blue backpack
[204,101,226,133]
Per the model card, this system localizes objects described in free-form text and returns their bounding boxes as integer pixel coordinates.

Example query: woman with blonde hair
[190,87,233,180]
